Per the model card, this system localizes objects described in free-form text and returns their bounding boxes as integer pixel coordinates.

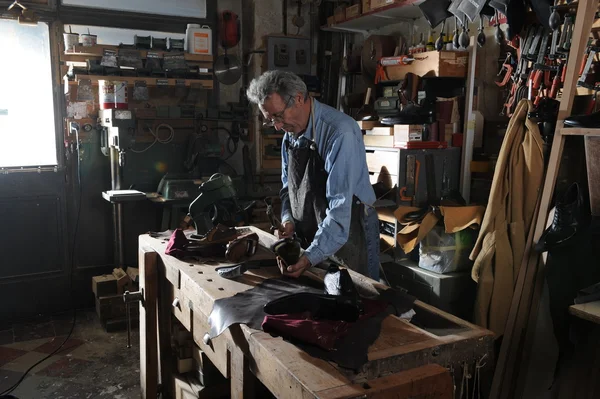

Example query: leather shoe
[535,183,586,252]
[564,110,600,128]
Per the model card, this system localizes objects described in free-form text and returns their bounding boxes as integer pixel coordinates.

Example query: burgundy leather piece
[165,229,225,259]
[261,298,388,351]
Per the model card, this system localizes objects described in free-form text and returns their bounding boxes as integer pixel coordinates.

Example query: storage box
[369,126,394,136]
[327,15,335,26]
[362,0,371,13]
[345,4,361,19]
[364,135,394,147]
[370,0,403,10]
[383,51,469,81]
[394,124,423,144]
[95,294,136,322]
[334,6,346,23]
[92,274,117,298]
[112,267,132,294]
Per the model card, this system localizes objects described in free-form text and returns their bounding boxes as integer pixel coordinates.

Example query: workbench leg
[230,346,257,399]
[139,249,159,399]
[158,261,174,398]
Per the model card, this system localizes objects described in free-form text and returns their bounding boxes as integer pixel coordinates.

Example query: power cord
[212,126,239,160]
[0,128,83,399]
[130,123,175,153]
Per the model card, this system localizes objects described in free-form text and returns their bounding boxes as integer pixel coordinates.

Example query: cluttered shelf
[62,45,213,63]
[321,1,423,34]
[67,74,214,89]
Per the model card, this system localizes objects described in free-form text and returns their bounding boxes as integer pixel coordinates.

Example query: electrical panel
[266,35,311,75]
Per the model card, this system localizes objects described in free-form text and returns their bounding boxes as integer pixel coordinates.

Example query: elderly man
[247,70,380,280]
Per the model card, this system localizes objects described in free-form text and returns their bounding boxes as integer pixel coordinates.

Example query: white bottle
[186,24,212,55]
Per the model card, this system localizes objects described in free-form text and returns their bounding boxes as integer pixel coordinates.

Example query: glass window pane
[62,0,206,19]
[68,25,185,47]
[0,20,57,167]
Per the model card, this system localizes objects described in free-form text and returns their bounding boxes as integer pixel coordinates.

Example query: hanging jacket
[469,99,544,336]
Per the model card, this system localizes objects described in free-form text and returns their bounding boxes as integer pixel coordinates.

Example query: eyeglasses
[262,96,293,127]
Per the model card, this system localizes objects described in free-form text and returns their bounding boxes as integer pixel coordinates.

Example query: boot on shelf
[535,183,588,252]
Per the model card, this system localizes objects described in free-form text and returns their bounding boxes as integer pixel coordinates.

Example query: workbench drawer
[172,287,192,331]
[366,149,399,175]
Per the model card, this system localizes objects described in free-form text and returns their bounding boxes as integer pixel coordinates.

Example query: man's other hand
[277,255,311,278]
[280,221,295,238]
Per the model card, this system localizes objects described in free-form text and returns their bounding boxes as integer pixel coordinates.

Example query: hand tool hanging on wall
[399,155,420,206]
[215,11,242,85]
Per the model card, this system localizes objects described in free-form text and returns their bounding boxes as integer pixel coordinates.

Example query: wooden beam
[491,1,600,397]
[139,250,159,399]
[460,36,478,202]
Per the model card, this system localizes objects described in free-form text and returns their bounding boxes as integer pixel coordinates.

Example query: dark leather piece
[208,277,323,339]
[324,265,360,298]
[264,293,361,322]
[165,229,226,259]
[418,0,452,28]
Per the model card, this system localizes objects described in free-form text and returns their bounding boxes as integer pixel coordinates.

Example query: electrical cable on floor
[0,131,83,399]
[130,123,175,153]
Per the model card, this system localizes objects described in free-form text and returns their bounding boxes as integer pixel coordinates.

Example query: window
[0,19,57,167]
[62,0,207,19]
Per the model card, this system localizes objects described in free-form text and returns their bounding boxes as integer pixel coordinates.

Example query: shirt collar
[289,98,319,143]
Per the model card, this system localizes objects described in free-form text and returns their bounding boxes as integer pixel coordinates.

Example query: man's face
[259,92,307,135]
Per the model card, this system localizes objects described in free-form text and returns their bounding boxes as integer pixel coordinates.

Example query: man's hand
[280,221,295,238]
[277,255,311,278]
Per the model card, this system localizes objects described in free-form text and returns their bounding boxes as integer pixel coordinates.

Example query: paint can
[99,80,128,110]
[63,32,79,52]
[81,33,97,47]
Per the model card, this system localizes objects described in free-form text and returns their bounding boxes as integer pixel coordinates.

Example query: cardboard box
[383,50,469,81]
[334,6,346,22]
[327,15,335,26]
[345,4,361,19]
[362,0,371,13]
[370,0,402,10]
[112,268,131,294]
[92,274,117,298]
[394,124,423,145]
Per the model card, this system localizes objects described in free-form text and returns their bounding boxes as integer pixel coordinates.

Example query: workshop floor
[0,309,140,398]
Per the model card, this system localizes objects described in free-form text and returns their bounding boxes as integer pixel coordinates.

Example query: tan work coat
[470,99,544,336]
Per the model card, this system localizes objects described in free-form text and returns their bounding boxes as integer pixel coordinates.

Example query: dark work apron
[286,99,369,277]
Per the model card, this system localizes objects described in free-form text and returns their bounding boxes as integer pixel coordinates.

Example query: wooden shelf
[560,127,600,136]
[569,301,600,325]
[577,86,599,96]
[68,75,213,89]
[62,45,213,63]
[321,1,424,34]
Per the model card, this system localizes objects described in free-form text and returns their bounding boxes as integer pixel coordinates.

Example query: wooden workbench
[138,227,494,398]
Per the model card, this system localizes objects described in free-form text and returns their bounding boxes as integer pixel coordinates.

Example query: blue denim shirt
[280,99,377,266]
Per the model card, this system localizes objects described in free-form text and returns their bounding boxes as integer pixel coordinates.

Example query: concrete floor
[0,309,140,399]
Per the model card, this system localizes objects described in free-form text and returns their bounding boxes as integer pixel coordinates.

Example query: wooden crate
[383,51,469,80]
[345,4,361,19]
[334,6,346,22]
[362,0,371,13]
[370,0,404,10]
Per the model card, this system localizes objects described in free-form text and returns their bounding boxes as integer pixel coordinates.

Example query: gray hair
[246,70,308,106]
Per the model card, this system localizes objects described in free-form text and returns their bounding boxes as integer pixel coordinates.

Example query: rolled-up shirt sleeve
[304,131,359,266]
[279,134,293,225]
